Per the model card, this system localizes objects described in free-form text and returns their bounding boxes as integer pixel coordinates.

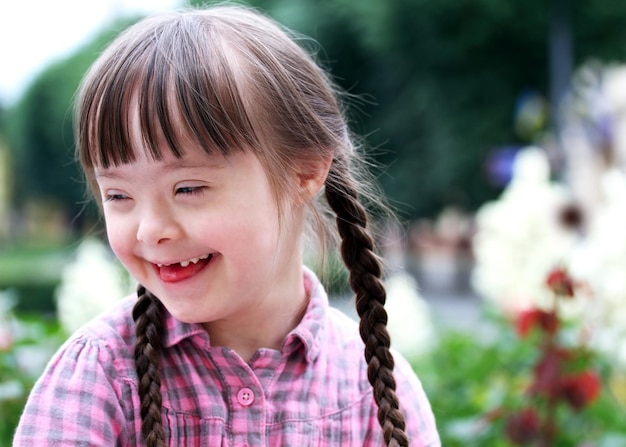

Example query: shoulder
[40,294,138,384]
[13,295,141,444]
[324,306,441,446]
[392,353,441,446]
[72,293,138,359]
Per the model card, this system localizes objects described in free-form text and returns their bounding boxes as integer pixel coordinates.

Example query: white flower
[471,147,581,315]
[384,271,435,358]
[55,238,133,335]
[473,145,626,367]
[570,169,626,367]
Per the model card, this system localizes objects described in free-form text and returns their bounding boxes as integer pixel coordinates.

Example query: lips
[155,254,214,282]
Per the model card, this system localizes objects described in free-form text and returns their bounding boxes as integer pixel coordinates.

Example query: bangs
[77,13,258,170]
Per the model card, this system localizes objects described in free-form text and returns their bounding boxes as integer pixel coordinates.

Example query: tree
[189,0,626,218]
[8,0,626,227]
[4,17,139,232]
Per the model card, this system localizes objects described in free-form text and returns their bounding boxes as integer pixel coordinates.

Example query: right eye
[104,193,130,202]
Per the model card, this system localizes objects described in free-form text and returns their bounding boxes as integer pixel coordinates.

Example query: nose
[136,203,183,246]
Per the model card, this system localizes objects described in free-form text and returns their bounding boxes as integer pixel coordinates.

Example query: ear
[298,156,332,202]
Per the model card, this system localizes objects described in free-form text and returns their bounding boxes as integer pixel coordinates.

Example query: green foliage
[7,0,626,227]
[191,0,626,218]
[0,312,64,446]
[3,17,139,231]
[416,325,626,446]
[0,245,72,313]
[8,65,81,212]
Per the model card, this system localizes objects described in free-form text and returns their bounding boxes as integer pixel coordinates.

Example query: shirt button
[237,387,255,406]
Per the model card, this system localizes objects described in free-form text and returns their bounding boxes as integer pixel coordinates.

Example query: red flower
[546,267,575,297]
[559,371,602,410]
[505,408,540,445]
[515,308,559,338]
[530,347,571,399]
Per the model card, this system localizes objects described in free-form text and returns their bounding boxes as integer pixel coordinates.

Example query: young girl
[14,5,439,446]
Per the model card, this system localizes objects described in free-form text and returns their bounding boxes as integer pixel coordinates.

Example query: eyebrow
[94,170,123,180]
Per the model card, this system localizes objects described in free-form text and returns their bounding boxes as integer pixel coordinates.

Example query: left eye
[176,186,206,196]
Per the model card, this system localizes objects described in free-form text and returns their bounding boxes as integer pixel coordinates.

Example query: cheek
[104,217,132,263]
[200,210,279,262]
[241,203,301,255]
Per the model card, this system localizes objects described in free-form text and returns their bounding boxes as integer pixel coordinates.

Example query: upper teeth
[157,254,210,268]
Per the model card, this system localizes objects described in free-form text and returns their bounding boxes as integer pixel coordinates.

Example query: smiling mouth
[155,254,214,282]
[157,254,212,268]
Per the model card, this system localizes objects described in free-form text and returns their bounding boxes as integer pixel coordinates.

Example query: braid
[132,285,166,447]
[325,158,409,447]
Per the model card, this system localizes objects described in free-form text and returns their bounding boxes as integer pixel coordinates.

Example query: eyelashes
[104,193,129,202]
[104,186,208,203]
[175,186,208,196]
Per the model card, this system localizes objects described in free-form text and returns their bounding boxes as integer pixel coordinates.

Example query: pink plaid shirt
[14,268,440,446]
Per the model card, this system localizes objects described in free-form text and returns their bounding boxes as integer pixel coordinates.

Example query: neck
[203,263,308,362]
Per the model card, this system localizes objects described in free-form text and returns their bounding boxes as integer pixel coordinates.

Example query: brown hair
[75,5,408,446]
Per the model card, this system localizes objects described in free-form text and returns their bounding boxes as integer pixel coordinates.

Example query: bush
[0,245,71,313]
[1,307,64,445]
[416,325,626,446]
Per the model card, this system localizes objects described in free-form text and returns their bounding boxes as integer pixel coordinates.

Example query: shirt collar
[159,266,330,361]
[162,312,208,349]
[281,266,328,363]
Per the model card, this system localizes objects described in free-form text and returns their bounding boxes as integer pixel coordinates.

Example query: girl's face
[94,136,306,332]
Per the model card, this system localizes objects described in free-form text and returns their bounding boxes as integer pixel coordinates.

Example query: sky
[0,0,183,105]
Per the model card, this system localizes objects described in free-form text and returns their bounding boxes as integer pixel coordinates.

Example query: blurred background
[2,0,626,445]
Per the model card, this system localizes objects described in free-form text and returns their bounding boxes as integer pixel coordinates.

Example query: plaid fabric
[14,268,440,446]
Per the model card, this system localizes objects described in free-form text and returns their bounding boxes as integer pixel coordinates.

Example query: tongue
[158,257,210,282]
